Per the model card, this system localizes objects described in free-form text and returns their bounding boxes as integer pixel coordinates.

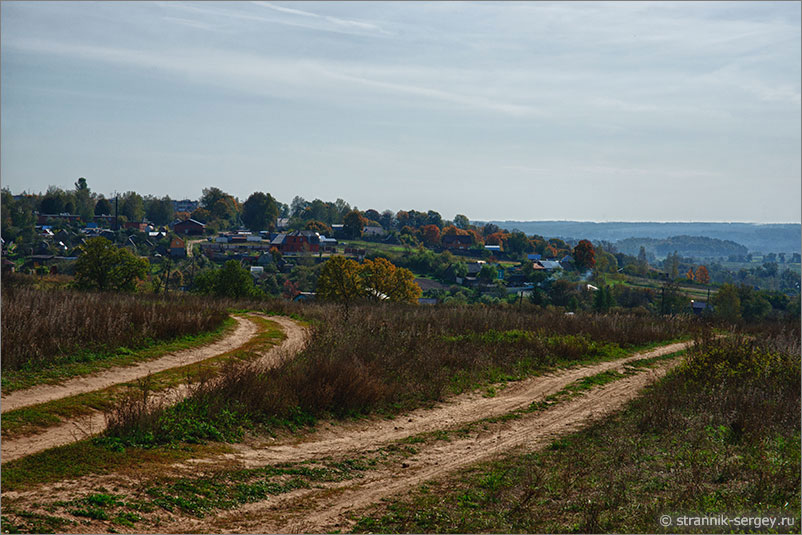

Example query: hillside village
[2,184,800,317]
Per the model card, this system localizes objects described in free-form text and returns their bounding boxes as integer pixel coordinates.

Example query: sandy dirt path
[193,341,690,471]
[0,315,309,464]
[179,359,681,534]
[1,316,257,414]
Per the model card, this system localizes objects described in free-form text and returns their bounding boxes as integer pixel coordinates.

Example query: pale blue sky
[1,1,800,222]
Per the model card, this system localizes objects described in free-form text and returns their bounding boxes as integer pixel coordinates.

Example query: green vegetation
[353,330,801,534]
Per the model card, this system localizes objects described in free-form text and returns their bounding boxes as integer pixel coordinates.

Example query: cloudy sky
[1,1,800,222]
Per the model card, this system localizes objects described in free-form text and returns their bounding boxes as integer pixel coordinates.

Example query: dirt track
[158,344,687,534]
[0,314,309,463]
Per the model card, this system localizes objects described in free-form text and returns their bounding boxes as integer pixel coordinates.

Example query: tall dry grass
[105,302,696,445]
[1,286,228,370]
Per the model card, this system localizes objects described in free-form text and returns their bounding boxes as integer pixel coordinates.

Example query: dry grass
[1,286,228,370]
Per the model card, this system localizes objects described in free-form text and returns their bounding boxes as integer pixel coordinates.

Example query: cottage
[442,234,473,250]
[174,219,206,235]
[535,260,562,271]
[170,237,187,258]
[124,221,149,232]
[363,226,386,237]
[690,300,711,316]
[484,245,501,253]
[271,231,320,253]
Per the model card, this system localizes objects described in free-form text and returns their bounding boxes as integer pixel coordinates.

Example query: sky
[1,1,800,223]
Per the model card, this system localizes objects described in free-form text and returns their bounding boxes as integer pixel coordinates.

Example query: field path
[0,314,309,463]
[151,341,690,533]
[1,316,259,414]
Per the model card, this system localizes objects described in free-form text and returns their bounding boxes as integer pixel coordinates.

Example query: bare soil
[0,314,309,463]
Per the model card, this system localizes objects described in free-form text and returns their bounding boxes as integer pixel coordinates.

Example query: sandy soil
[0,314,309,463]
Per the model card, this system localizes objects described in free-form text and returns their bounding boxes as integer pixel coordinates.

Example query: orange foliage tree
[695,265,710,284]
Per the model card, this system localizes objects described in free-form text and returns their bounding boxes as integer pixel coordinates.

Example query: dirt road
[1,339,689,534]
[0,314,309,463]
[162,344,687,533]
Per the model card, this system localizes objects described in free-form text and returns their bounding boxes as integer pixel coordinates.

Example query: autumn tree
[343,210,365,239]
[316,255,363,318]
[361,257,421,304]
[686,268,695,281]
[573,239,596,271]
[419,224,441,247]
[695,265,710,284]
[305,220,332,235]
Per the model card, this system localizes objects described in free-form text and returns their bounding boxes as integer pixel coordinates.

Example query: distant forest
[486,221,801,256]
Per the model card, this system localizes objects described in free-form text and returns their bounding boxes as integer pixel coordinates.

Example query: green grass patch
[2,317,237,394]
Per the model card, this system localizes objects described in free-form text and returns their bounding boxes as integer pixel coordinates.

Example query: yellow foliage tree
[361,257,422,304]
[686,268,695,281]
[317,256,422,316]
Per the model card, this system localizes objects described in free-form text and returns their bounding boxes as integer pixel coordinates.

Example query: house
[363,226,386,237]
[174,219,206,235]
[172,199,199,213]
[466,261,486,275]
[250,266,264,277]
[36,213,82,225]
[418,297,438,305]
[320,236,338,252]
[169,237,187,258]
[276,218,290,230]
[271,231,320,253]
[331,224,346,238]
[293,292,316,302]
[2,258,16,273]
[535,260,562,271]
[442,234,473,250]
[690,300,711,316]
[527,253,542,261]
[124,221,149,232]
[484,245,501,253]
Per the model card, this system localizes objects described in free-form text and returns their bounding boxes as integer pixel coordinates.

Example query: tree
[477,264,498,284]
[573,240,596,271]
[201,187,228,211]
[420,224,441,247]
[317,255,363,318]
[454,214,470,230]
[305,220,332,235]
[343,210,365,239]
[40,186,67,214]
[593,286,615,313]
[686,268,695,281]
[144,195,175,226]
[242,192,279,231]
[361,257,421,304]
[119,191,144,222]
[95,197,113,216]
[194,260,262,299]
[695,265,710,284]
[74,177,95,220]
[713,283,741,322]
[75,237,148,292]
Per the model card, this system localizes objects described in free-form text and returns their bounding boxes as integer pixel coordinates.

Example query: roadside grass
[0,316,285,439]
[1,317,237,394]
[352,333,801,534]
[1,454,382,533]
[1,439,232,493]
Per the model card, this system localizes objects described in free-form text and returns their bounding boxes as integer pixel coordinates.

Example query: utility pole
[114,191,119,233]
